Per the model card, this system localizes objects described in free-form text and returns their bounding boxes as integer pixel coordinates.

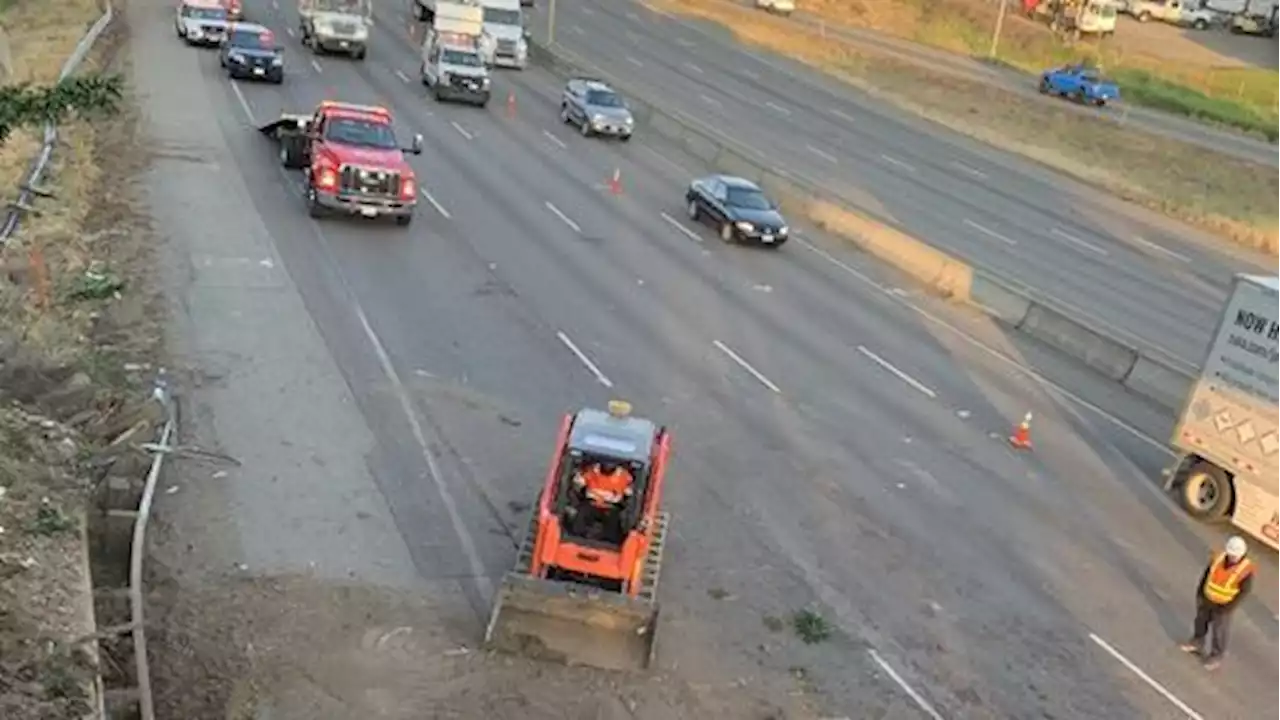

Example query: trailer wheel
[1178,462,1233,521]
[279,136,305,169]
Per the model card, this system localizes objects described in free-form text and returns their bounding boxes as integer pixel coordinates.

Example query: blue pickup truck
[1039,64,1120,107]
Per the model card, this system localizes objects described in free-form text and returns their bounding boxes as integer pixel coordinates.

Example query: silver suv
[559,78,634,141]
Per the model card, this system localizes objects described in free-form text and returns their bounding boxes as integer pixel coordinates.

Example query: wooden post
[28,246,50,309]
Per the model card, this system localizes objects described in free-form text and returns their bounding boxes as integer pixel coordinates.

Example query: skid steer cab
[485,400,672,671]
[259,100,424,226]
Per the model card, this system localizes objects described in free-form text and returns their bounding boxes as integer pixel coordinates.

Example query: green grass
[1112,68,1278,140]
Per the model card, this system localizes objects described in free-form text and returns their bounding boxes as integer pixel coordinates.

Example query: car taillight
[316,166,338,190]
[399,175,416,200]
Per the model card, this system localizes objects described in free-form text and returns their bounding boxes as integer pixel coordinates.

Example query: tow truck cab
[273,101,424,225]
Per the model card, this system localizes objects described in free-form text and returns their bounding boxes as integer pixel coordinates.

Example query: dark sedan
[684,175,789,247]
[219,23,284,84]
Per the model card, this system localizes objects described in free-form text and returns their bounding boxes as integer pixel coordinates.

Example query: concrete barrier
[1123,355,1195,412]
[526,39,1199,413]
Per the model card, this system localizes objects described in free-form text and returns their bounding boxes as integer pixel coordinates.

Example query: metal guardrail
[130,370,175,720]
[0,1,115,247]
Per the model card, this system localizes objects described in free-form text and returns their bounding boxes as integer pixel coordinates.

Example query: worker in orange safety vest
[1179,536,1255,670]
[574,461,634,509]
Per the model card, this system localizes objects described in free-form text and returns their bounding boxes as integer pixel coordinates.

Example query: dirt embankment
[0,1,163,717]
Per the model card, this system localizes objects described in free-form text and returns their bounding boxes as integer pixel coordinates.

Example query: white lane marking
[831,108,854,122]
[806,144,838,164]
[310,59,323,74]
[1088,634,1205,720]
[676,37,695,47]
[626,11,640,20]
[950,161,987,179]
[419,188,451,219]
[712,340,782,394]
[542,130,567,149]
[685,62,704,74]
[700,94,721,107]
[857,346,937,399]
[1050,227,1109,256]
[395,69,411,83]
[1130,235,1190,263]
[351,304,494,600]
[880,154,915,172]
[450,121,473,140]
[626,56,643,67]
[556,331,614,388]
[963,218,1017,246]
[793,237,1170,454]
[742,69,760,80]
[229,81,257,125]
[570,24,584,34]
[765,100,791,115]
[545,201,581,233]
[867,649,945,720]
[285,27,295,37]
[661,212,702,243]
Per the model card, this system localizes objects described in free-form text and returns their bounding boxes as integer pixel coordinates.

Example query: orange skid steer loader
[484,400,672,671]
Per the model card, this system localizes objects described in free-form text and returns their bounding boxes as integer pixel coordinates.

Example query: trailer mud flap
[484,572,659,672]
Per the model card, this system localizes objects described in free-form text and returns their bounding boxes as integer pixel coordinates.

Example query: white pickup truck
[1123,0,1225,28]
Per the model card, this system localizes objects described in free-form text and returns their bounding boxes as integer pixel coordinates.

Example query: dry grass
[649,0,1279,255]
[0,1,164,717]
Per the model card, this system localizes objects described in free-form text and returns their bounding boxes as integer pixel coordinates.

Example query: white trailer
[1166,274,1279,550]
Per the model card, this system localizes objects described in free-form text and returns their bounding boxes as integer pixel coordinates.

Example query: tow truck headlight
[735,221,754,232]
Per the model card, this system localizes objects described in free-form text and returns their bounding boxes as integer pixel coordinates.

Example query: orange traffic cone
[1009,411,1033,450]
[607,168,622,195]
[506,89,516,119]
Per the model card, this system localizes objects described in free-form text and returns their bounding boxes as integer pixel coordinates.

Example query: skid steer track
[483,511,670,671]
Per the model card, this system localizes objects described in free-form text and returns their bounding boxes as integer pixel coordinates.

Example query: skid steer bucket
[483,572,660,671]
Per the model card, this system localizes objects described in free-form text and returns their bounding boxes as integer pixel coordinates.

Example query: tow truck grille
[339,165,401,198]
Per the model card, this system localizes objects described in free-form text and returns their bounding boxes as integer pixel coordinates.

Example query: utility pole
[988,0,1008,59]
[548,0,557,45]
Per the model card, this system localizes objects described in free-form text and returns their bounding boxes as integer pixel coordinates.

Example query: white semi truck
[1165,274,1279,550]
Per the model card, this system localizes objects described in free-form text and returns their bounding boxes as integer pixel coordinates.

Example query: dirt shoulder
[0,1,165,718]
[649,0,1279,256]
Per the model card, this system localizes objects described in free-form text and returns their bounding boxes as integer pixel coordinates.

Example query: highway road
[530,0,1275,371]
[159,0,1278,716]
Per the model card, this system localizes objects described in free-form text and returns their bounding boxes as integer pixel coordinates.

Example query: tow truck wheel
[353,47,367,60]
[719,222,734,243]
[1178,463,1233,521]
[579,118,592,137]
[686,200,700,221]
[559,104,570,123]
[305,185,324,219]
[395,214,413,227]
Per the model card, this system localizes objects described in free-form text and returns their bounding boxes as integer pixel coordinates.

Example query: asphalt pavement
[530,0,1276,371]
[156,0,1279,716]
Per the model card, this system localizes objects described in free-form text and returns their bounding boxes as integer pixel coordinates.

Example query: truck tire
[1178,462,1233,521]
[395,213,414,227]
[1192,18,1208,29]
[305,183,325,219]
[353,47,367,60]
[279,136,305,169]
[1137,10,1151,21]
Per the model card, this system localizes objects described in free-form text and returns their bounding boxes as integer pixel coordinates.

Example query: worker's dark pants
[1192,602,1233,658]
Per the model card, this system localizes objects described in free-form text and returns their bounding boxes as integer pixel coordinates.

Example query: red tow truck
[259,100,424,226]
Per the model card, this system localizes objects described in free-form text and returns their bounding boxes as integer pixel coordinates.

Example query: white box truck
[1166,274,1279,550]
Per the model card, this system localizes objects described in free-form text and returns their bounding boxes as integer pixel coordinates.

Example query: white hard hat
[1225,536,1247,559]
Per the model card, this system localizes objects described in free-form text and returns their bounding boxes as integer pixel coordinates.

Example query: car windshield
[442,49,483,67]
[726,187,772,210]
[483,7,521,24]
[185,6,227,19]
[325,117,398,149]
[229,29,275,50]
[586,90,624,108]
